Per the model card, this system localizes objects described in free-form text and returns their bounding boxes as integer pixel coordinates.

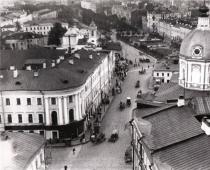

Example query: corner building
[0,48,116,140]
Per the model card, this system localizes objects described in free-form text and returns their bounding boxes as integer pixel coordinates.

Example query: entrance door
[69,109,74,122]
[51,111,58,125]
[52,131,58,139]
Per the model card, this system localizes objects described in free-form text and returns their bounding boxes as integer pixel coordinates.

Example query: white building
[0,47,116,140]
[22,19,68,36]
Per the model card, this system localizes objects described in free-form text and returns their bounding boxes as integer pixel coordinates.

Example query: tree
[48,23,67,46]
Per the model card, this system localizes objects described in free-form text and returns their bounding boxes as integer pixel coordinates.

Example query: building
[22,19,68,36]
[0,47,116,140]
[81,0,97,13]
[62,21,98,50]
[4,32,46,50]
[0,131,45,170]
[1,24,17,32]
[153,59,179,84]
[131,3,210,170]
[32,9,58,20]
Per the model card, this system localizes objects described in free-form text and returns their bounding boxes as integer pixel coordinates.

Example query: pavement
[46,32,155,170]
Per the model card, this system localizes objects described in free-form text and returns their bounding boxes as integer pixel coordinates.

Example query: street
[47,36,155,170]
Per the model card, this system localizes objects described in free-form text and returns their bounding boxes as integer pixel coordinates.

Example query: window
[91,30,94,36]
[51,98,56,105]
[17,98,21,105]
[28,114,33,123]
[40,130,44,136]
[167,73,170,77]
[167,80,170,83]
[27,98,31,105]
[29,130,34,133]
[162,73,164,76]
[18,114,22,123]
[157,73,159,76]
[8,114,12,123]
[39,114,43,123]
[6,98,10,105]
[69,96,73,103]
[37,98,42,105]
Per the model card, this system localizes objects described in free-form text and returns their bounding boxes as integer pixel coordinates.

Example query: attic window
[15,81,21,85]
[62,80,69,84]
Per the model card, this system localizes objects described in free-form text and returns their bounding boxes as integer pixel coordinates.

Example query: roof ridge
[151,133,205,154]
[142,104,177,119]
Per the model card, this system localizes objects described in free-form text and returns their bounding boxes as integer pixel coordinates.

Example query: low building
[4,32,46,50]
[153,59,179,84]
[0,47,116,140]
[0,131,45,170]
[22,19,68,36]
[1,24,17,32]
[32,9,58,20]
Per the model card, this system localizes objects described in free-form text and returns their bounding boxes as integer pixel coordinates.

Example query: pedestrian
[64,165,68,170]
[73,148,76,155]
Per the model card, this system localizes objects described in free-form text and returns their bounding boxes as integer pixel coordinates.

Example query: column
[44,97,50,125]
[63,97,68,124]
[58,97,64,125]
[75,94,79,121]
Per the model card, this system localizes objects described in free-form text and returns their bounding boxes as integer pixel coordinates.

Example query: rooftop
[0,132,45,170]
[5,32,43,40]
[0,48,108,91]
[103,42,122,51]
[153,60,179,72]
[23,19,68,26]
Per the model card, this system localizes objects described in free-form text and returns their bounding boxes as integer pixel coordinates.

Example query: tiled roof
[138,106,203,151]
[0,48,108,91]
[153,134,210,170]
[5,32,43,40]
[0,48,65,70]
[154,83,209,102]
[1,132,45,170]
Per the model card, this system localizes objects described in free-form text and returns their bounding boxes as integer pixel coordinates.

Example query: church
[131,2,210,170]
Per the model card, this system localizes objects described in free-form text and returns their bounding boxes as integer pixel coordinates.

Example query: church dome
[180,29,210,60]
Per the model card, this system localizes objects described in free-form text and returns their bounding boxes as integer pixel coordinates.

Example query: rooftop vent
[34,71,38,77]
[89,54,93,59]
[26,65,31,71]
[10,66,15,70]
[15,81,21,85]
[201,116,210,135]
[177,96,185,107]
[13,70,18,78]
[51,62,56,67]
[68,59,74,64]
[43,62,46,69]
[75,53,80,59]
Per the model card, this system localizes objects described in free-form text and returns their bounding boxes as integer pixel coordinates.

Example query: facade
[4,32,46,50]
[131,3,210,170]
[0,132,45,170]
[81,0,97,13]
[0,47,116,140]
[1,24,17,32]
[22,20,68,36]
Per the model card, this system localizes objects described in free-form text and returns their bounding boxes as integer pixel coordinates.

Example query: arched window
[69,109,74,122]
[191,65,201,84]
[51,111,58,125]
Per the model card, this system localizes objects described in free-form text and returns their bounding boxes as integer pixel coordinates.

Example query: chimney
[56,58,61,64]
[13,69,18,78]
[10,66,15,70]
[43,62,46,69]
[68,59,74,64]
[26,65,31,71]
[34,71,38,77]
[51,62,55,67]
[177,96,185,107]
[89,54,93,59]
[201,116,210,135]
